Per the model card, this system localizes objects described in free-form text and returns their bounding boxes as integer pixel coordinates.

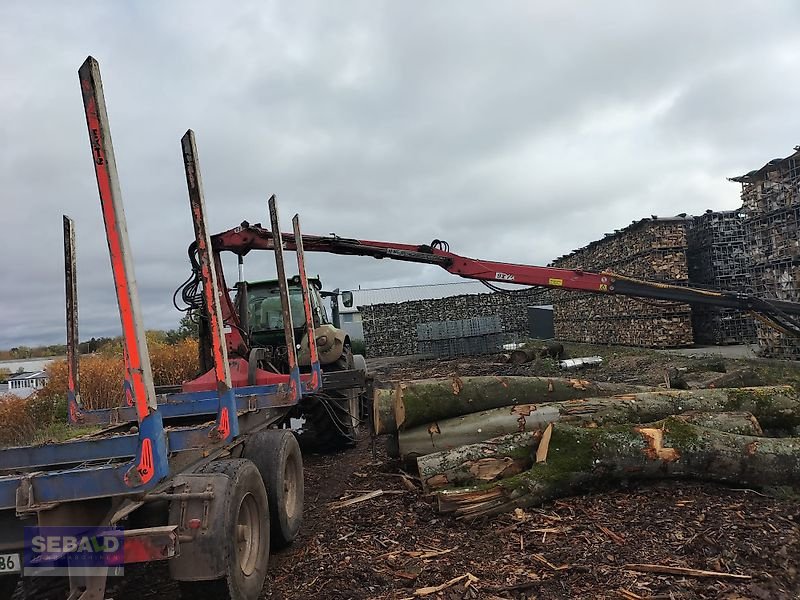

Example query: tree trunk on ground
[416,411,763,491]
[392,376,650,432]
[508,348,538,364]
[704,369,765,389]
[395,386,798,458]
[436,418,800,519]
[372,388,395,435]
[509,342,564,364]
[674,411,763,435]
[417,431,542,492]
[664,367,689,390]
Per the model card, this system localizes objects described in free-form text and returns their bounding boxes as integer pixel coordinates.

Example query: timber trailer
[0,57,329,600]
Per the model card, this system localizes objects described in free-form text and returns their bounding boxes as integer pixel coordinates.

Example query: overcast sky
[2,1,800,348]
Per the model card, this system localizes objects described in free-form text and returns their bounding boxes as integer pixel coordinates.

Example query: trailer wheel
[242,430,304,548]
[179,459,269,600]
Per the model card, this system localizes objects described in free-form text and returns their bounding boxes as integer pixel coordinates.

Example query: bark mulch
[264,441,800,599]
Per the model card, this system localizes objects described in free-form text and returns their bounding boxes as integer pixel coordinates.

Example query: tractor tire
[242,430,304,549]
[178,459,270,600]
[301,347,360,452]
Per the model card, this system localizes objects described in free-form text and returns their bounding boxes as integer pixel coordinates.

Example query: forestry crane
[185,222,800,349]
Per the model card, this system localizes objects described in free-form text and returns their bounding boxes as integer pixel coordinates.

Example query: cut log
[393,376,649,432]
[416,411,762,491]
[373,388,396,435]
[664,367,689,390]
[704,368,765,389]
[509,342,564,364]
[509,348,538,364]
[417,431,541,492]
[437,419,800,519]
[396,386,798,458]
[674,411,763,436]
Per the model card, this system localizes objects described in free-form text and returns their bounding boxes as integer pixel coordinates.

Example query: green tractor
[233,276,366,450]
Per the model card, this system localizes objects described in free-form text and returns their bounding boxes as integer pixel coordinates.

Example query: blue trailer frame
[0,57,322,518]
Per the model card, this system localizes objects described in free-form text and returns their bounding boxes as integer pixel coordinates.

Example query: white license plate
[0,554,20,573]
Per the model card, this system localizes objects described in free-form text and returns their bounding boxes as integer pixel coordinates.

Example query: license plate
[0,554,20,573]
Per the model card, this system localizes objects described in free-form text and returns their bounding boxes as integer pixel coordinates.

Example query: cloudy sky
[2,1,800,348]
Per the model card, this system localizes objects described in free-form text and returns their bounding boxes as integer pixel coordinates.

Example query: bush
[0,339,202,446]
[38,338,200,411]
[0,394,37,446]
[149,339,199,388]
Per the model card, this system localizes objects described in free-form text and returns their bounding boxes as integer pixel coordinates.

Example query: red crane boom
[186,220,800,343]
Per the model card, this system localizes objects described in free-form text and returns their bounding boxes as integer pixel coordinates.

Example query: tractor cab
[235,276,349,368]
[242,276,328,347]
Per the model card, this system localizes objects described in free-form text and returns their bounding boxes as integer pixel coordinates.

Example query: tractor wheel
[301,347,360,452]
[178,459,270,600]
[242,430,304,549]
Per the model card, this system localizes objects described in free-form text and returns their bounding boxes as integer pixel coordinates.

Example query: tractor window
[248,287,306,331]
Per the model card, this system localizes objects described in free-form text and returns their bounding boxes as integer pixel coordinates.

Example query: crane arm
[202,222,800,337]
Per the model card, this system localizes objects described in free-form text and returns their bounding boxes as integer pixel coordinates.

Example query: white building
[5,371,48,398]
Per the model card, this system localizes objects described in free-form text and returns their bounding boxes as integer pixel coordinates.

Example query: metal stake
[77,56,157,421]
[268,196,302,399]
[181,129,238,441]
[63,215,82,422]
[292,213,322,393]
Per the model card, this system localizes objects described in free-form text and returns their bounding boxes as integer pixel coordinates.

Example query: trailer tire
[178,459,269,600]
[242,430,303,549]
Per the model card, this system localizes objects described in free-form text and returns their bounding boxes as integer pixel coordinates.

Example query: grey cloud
[3,1,800,348]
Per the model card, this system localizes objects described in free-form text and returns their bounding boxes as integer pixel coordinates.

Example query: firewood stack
[550,218,694,347]
[732,147,800,359]
[361,288,550,357]
[687,210,756,345]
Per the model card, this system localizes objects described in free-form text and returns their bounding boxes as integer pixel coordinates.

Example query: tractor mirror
[341,291,354,308]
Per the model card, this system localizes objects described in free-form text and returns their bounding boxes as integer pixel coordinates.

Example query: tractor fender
[297,324,347,365]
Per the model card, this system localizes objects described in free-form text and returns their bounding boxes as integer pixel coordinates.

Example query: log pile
[361,288,550,357]
[732,148,800,359]
[551,218,693,348]
[374,375,800,519]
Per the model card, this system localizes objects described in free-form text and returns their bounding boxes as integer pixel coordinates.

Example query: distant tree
[146,330,168,346]
[165,312,199,344]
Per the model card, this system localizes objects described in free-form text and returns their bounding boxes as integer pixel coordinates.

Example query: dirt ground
[16,344,800,599]
[263,443,799,600]
[260,345,800,600]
